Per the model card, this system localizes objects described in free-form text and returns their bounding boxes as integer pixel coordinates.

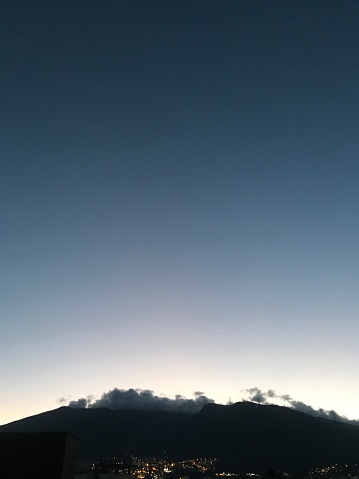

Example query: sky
[1,0,358,426]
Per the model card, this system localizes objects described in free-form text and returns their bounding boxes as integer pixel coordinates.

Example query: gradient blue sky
[1,0,358,425]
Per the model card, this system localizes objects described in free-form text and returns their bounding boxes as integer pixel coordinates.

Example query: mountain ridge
[1,402,359,473]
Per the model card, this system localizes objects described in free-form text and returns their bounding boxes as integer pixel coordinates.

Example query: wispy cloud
[242,387,359,426]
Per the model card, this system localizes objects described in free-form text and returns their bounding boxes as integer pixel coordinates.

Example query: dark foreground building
[0,432,77,479]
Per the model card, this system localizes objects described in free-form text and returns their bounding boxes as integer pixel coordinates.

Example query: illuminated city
[90,457,359,479]
[92,457,218,479]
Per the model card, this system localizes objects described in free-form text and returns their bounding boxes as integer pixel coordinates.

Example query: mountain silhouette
[1,402,359,473]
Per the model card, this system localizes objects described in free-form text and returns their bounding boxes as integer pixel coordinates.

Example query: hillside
[1,402,359,473]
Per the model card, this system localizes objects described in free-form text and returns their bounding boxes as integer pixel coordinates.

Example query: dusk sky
[1,0,358,426]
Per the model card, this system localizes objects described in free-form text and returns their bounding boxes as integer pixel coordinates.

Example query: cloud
[69,397,92,408]
[245,387,268,404]
[68,388,214,414]
[66,386,358,424]
[242,387,359,426]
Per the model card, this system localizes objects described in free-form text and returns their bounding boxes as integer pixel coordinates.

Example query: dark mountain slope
[1,402,359,473]
[1,406,190,459]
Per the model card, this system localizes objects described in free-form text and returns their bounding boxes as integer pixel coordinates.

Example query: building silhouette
[0,431,78,479]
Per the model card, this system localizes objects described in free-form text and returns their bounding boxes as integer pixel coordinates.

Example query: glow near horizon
[1,1,358,426]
